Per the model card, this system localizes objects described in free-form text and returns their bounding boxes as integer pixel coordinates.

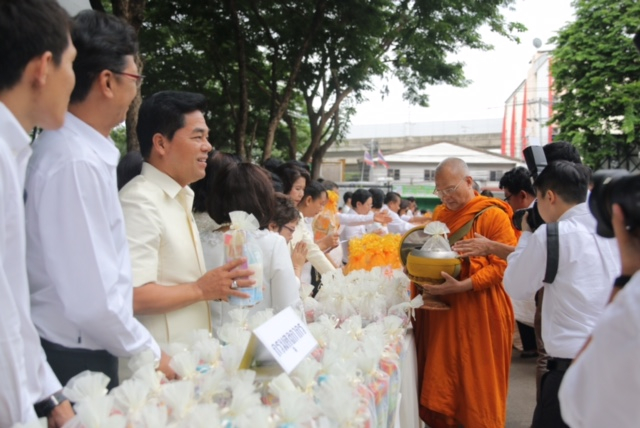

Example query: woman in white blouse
[194,162,303,330]
[275,162,337,274]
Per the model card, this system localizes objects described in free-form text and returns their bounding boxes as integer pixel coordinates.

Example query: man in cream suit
[120,91,252,344]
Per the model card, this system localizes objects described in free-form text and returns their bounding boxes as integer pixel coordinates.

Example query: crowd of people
[2,1,640,428]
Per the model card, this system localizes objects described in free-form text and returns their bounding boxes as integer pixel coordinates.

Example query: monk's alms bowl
[406,249,462,283]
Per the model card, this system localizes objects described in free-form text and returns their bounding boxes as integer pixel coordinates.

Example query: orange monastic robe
[413,195,517,428]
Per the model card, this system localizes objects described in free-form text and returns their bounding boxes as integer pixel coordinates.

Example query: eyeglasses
[503,193,513,202]
[110,70,145,86]
[281,224,296,234]
[433,178,465,197]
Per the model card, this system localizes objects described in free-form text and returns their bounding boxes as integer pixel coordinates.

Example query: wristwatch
[34,390,68,418]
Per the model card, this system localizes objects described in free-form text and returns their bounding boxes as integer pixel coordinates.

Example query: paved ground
[421,350,538,428]
[506,352,538,428]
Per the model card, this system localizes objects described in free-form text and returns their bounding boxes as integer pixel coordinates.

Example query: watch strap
[34,390,67,418]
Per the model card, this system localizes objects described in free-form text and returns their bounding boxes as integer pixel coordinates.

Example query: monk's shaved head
[436,157,471,179]
[434,157,475,211]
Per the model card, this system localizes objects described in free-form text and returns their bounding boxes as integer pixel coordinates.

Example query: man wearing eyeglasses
[413,157,517,428]
[24,10,175,390]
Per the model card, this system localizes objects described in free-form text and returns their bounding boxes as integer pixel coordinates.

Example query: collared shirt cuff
[40,364,63,401]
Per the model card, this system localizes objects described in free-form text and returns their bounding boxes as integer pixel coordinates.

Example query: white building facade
[502,50,558,159]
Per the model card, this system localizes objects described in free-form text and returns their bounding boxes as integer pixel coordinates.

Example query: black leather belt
[547,357,573,371]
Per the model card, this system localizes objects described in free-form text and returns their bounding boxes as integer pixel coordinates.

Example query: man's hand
[421,272,473,295]
[373,212,392,224]
[48,400,74,428]
[409,216,430,225]
[157,351,177,380]
[452,233,493,257]
[196,258,253,301]
[612,203,640,276]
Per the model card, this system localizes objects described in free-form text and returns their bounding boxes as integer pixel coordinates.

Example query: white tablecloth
[398,328,421,427]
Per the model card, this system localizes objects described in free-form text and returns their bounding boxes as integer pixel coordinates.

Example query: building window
[387,168,400,180]
[489,170,504,181]
[424,169,436,181]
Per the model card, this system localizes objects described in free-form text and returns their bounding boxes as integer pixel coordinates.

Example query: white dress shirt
[337,211,376,226]
[25,113,160,360]
[383,204,414,235]
[196,217,303,329]
[0,102,60,426]
[120,163,211,344]
[504,203,620,358]
[559,272,640,428]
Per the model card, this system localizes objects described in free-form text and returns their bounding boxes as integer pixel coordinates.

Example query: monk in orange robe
[413,157,517,428]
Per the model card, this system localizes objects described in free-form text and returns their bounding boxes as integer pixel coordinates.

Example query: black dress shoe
[520,350,538,359]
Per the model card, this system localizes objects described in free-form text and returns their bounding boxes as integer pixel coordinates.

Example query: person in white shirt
[382,191,415,235]
[198,163,304,328]
[120,91,253,346]
[342,191,353,214]
[558,202,640,428]
[340,188,374,263]
[504,161,620,428]
[0,1,75,426]
[401,197,416,221]
[25,10,175,391]
[365,187,389,235]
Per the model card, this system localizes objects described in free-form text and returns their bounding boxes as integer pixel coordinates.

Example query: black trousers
[41,338,119,391]
[516,320,537,352]
[531,358,572,428]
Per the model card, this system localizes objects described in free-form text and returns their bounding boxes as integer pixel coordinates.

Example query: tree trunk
[261,0,327,162]
[112,0,146,153]
[229,0,247,159]
[310,112,341,179]
[283,113,298,160]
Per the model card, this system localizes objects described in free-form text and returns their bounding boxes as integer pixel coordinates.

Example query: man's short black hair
[534,160,590,205]
[384,191,401,205]
[70,10,137,103]
[351,188,372,209]
[499,166,535,197]
[137,91,208,159]
[0,0,70,91]
[543,141,582,164]
[343,191,353,204]
[368,187,385,209]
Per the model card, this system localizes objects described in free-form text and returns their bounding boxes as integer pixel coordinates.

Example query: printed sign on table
[252,307,317,374]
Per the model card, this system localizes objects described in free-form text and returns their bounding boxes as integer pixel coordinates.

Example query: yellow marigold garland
[345,233,402,274]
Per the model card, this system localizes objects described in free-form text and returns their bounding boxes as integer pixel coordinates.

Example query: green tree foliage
[299,0,525,177]
[102,0,523,174]
[140,0,316,160]
[551,0,640,170]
